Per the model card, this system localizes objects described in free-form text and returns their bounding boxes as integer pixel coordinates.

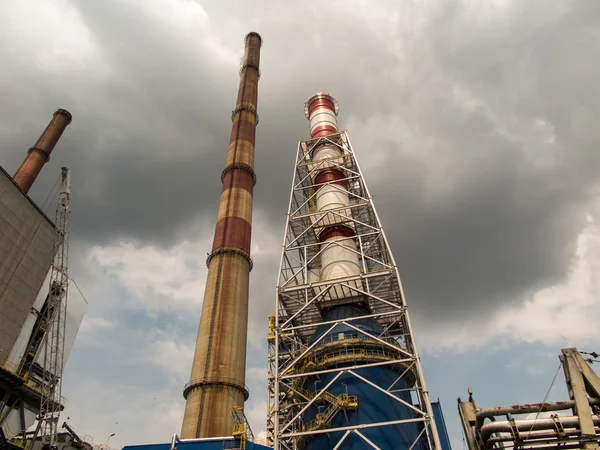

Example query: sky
[1,0,599,448]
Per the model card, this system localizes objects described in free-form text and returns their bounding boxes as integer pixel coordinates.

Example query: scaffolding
[30,167,71,450]
[267,131,440,449]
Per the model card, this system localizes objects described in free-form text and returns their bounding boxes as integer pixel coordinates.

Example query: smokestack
[181,31,262,439]
[13,109,72,194]
[305,93,360,292]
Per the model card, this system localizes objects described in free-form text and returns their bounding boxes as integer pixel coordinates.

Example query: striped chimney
[13,109,72,193]
[181,31,262,439]
[305,93,360,286]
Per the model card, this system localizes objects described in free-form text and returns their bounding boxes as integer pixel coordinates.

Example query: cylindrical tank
[302,305,420,450]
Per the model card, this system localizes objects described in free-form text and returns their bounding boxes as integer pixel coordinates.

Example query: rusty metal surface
[181,32,261,439]
[12,109,72,193]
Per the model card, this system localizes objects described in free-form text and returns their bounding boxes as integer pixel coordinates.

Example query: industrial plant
[1,108,87,450]
[0,29,599,450]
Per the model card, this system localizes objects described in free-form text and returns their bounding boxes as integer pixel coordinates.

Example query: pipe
[181,31,262,439]
[170,433,179,450]
[480,415,600,442]
[305,93,360,297]
[476,398,600,430]
[486,427,600,444]
[13,109,72,193]
[304,93,339,138]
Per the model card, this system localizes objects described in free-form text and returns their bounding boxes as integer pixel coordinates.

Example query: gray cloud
[1,0,599,331]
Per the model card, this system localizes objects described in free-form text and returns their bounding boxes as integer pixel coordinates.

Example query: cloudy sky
[1,0,600,448]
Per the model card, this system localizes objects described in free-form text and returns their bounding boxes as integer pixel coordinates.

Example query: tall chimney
[13,109,72,194]
[181,32,262,439]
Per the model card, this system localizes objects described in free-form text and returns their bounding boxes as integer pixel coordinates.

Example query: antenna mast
[31,167,71,450]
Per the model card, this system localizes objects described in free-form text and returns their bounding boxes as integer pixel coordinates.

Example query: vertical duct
[304,95,420,449]
[305,93,360,290]
[13,109,72,194]
[181,31,262,439]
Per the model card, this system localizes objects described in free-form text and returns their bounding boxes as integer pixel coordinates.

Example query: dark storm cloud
[1,0,599,325]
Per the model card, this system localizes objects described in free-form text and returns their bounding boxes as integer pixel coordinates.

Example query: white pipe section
[308,107,337,136]
[321,236,361,281]
[311,142,360,299]
[313,144,351,226]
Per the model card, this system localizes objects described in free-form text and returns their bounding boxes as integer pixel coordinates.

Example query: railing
[291,336,411,375]
[301,394,358,433]
[0,361,67,406]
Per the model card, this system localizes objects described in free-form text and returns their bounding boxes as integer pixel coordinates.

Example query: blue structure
[122,438,270,450]
[431,401,452,450]
[416,401,453,450]
[299,305,421,449]
[269,119,444,449]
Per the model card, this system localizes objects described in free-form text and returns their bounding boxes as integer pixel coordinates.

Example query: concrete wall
[0,166,55,367]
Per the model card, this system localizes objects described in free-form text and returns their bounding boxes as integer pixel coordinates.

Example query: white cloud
[62,378,184,449]
[495,216,599,343]
[88,237,210,312]
[80,316,117,331]
[422,211,600,352]
[0,0,108,78]
[141,338,194,377]
[245,400,268,440]
[247,367,268,381]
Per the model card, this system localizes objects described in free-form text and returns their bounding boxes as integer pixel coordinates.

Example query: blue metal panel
[302,305,421,450]
[432,401,452,450]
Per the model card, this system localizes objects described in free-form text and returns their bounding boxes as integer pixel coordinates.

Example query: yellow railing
[302,394,358,433]
[0,360,67,406]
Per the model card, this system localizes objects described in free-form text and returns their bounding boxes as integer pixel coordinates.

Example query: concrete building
[0,165,55,368]
[0,109,85,445]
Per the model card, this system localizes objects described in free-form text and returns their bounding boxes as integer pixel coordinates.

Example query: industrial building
[0,166,55,368]
[0,109,87,449]
[459,348,600,450]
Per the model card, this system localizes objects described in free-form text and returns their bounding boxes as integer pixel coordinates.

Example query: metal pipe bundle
[181,31,262,439]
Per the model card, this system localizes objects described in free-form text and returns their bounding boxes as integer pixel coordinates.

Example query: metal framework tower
[267,94,441,450]
[31,167,71,450]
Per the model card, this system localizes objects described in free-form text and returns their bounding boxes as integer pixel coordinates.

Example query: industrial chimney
[13,109,72,194]
[181,31,262,439]
[266,94,442,449]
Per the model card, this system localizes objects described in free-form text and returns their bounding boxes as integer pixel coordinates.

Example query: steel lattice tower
[31,167,71,450]
[267,94,441,450]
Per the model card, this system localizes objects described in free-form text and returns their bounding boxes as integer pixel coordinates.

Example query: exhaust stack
[13,109,72,193]
[181,32,262,439]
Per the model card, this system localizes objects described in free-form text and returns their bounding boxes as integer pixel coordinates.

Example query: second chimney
[13,109,72,194]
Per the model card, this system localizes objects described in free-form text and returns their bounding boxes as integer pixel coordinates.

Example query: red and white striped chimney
[304,93,360,290]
